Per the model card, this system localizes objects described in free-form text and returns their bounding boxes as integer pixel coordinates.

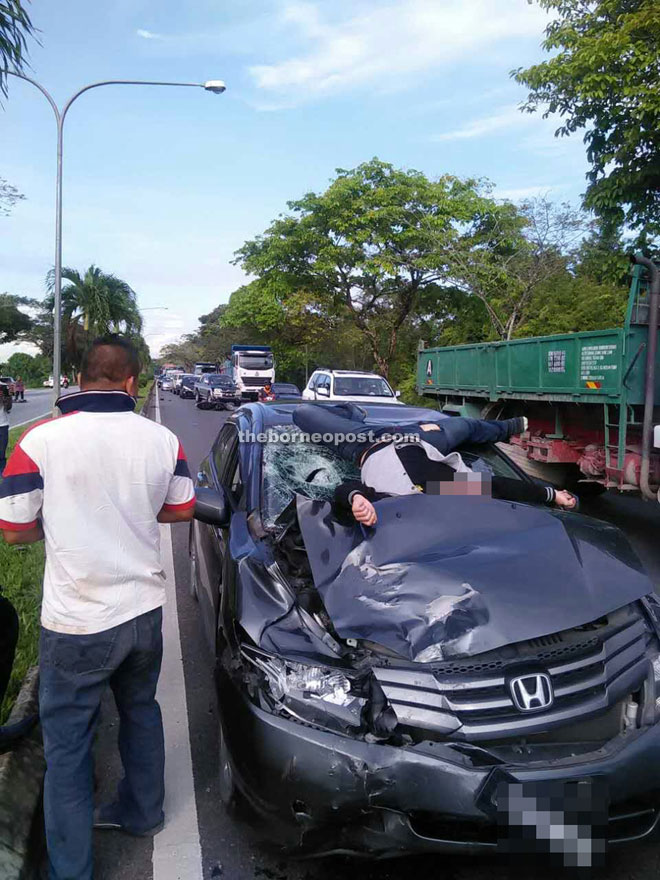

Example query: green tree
[0,0,35,98]
[442,197,589,340]
[514,0,660,232]
[45,265,143,369]
[6,351,49,385]
[0,176,25,215]
[235,159,519,377]
[0,292,32,343]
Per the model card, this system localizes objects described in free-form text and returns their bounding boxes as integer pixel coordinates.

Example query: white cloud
[430,107,525,142]
[136,28,164,40]
[248,0,548,101]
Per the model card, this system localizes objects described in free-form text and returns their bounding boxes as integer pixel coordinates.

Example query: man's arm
[2,522,44,545]
[160,439,196,523]
[491,476,577,508]
[157,505,194,524]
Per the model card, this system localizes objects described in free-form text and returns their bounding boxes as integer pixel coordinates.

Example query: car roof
[314,369,388,378]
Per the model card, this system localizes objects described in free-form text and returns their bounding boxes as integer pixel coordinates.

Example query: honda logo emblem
[510,673,553,713]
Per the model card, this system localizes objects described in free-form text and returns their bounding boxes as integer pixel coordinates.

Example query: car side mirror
[395,390,401,398]
[194,487,230,528]
[316,386,329,397]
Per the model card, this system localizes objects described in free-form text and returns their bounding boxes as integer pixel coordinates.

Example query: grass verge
[136,378,155,414]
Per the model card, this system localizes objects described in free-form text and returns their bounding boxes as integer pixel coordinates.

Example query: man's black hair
[81,335,141,384]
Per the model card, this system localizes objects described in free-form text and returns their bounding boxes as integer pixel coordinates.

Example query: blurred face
[428,473,493,497]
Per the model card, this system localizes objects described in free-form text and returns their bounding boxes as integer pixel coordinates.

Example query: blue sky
[1,0,590,359]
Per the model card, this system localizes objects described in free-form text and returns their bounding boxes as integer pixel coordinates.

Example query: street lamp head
[203,80,226,94]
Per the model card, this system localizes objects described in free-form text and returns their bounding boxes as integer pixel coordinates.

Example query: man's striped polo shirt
[0,390,195,635]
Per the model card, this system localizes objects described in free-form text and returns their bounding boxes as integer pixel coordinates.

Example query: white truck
[224,345,275,400]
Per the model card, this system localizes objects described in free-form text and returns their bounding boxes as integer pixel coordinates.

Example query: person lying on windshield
[292,402,577,526]
[334,459,576,527]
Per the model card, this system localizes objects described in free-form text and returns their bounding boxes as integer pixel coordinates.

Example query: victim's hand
[554,489,577,509]
[351,494,378,526]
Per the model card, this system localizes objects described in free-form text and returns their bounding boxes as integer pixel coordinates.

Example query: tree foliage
[0,0,36,98]
[160,160,637,395]
[0,292,33,343]
[0,351,50,385]
[45,265,144,370]
[514,0,660,233]
[235,159,521,376]
[0,176,25,215]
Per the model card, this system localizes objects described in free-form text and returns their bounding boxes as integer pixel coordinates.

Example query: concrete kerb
[0,667,45,879]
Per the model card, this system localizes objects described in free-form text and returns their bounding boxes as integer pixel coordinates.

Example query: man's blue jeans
[293,403,517,462]
[39,608,165,880]
[0,425,8,473]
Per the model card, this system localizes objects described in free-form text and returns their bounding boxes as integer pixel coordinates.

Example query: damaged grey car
[190,401,660,860]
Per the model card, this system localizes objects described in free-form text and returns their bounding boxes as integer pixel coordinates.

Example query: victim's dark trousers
[39,607,165,880]
[293,403,517,463]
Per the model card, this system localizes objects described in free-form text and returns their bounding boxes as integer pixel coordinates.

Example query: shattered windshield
[261,425,360,527]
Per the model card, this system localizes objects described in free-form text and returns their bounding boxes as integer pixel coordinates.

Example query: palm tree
[1,0,36,98]
[46,265,144,370]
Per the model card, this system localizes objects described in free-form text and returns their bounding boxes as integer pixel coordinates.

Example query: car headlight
[268,660,353,705]
[652,655,660,706]
[242,648,365,730]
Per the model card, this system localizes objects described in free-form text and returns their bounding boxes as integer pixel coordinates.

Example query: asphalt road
[6,386,79,429]
[90,389,660,880]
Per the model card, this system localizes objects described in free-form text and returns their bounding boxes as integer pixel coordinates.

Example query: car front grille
[240,376,270,387]
[374,616,649,741]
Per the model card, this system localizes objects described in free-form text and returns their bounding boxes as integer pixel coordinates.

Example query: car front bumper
[218,673,660,858]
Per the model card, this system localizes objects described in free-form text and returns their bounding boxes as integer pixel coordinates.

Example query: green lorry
[416,255,660,500]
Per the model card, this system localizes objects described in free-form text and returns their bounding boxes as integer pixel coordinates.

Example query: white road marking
[152,390,203,880]
[10,412,51,430]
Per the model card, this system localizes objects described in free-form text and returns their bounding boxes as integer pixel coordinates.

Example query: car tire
[218,722,243,815]
[189,527,199,602]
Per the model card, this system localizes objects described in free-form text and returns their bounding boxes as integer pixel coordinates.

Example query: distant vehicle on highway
[194,373,240,409]
[43,376,67,388]
[158,367,184,389]
[271,382,301,400]
[224,345,275,400]
[191,400,660,858]
[178,375,198,400]
[0,376,15,395]
[302,369,401,404]
[194,362,216,375]
[173,373,191,395]
[160,376,174,392]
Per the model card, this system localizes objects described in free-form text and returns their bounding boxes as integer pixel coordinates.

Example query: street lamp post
[7,74,226,413]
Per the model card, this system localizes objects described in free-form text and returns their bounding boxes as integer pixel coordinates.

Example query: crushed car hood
[297,494,653,662]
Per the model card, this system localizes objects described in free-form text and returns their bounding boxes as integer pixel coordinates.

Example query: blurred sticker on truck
[547,350,566,373]
[580,344,618,383]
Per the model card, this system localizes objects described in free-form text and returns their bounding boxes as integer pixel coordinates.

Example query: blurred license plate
[496,778,608,868]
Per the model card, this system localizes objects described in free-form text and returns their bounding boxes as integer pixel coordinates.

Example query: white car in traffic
[302,369,402,404]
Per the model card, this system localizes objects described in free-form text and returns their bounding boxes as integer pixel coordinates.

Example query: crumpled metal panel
[296,494,652,662]
[230,512,341,659]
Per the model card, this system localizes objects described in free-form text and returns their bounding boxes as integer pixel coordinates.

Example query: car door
[302,372,317,400]
[315,373,330,400]
[193,423,239,651]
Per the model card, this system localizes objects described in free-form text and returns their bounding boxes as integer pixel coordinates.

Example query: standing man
[13,375,25,402]
[0,336,195,880]
[0,380,11,473]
